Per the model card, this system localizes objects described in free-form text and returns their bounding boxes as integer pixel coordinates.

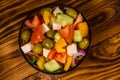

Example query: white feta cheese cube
[21,42,33,53]
[67,43,77,56]
[43,48,50,57]
[53,6,63,16]
[42,23,50,34]
[52,21,61,30]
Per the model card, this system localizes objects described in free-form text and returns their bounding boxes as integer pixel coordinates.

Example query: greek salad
[20,6,89,73]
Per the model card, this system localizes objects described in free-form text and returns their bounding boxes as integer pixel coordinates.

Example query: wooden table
[0,0,120,80]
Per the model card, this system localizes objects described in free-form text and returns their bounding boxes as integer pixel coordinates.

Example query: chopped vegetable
[44,60,62,72]
[40,8,52,15]
[21,29,31,42]
[47,48,57,60]
[67,43,77,56]
[31,25,45,44]
[43,48,50,58]
[30,57,37,64]
[78,22,88,37]
[73,14,83,27]
[42,38,54,50]
[73,50,86,60]
[56,14,74,27]
[46,30,56,39]
[59,24,74,44]
[78,50,86,56]
[24,20,33,28]
[37,56,45,70]
[64,56,72,71]
[21,42,33,53]
[43,10,51,25]
[55,38,67,53]
[76,55,84,60]
[31,15,39,28]
[66,8,77,19]
[78,38,89,49]
[73,30,82,42]
[54,51,67,64]
[32,43,43,54]
[53,6,63,16]
[54,32,61,42]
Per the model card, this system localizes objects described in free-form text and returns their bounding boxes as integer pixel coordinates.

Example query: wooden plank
[0,0,120,80]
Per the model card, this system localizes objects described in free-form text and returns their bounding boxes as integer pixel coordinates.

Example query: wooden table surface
[0,0,120,80]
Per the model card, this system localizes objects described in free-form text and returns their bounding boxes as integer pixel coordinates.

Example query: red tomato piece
[59,24,74,44]
[31,25,44,44]
[54,52,67,64]
[47,48,57,60]
[24,19,34,28]
[32,14,44,29]
[73,14,83,28]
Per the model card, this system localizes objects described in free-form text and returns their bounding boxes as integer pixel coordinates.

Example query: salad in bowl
[19,4,91,74]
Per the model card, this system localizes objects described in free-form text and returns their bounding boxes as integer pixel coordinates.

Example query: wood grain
[0,0,120,80]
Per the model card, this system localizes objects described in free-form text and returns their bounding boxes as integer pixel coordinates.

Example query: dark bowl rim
[18,3,92,75]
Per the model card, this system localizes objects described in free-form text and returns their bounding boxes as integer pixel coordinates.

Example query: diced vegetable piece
[67,43,77,56]
[54,51,67,64]
[43,11,51,25]
[42,23,50,34]
[32,15,40,28]
[73,30,82,42]
[73,50,86,60]
[32,15,44,29]
[43,48,50,58]
[37,56,45,70]
[55,38,67,53]
[56,14,74,27]
[64,56,72,71]
[58,24,74,44]
[78,50,86,56]
[66,8,77,19]
[52,21,61,30]
[32,43,43,54]
[31,25,45,44]
[73,14,83,27]
[53,7,63,16]
[78,38,89,49]
[21,42,33,53]
[54,32,61,42]
[76,55,84,60]
[30,58,37,64]
[42,38,54,50]
[40,8,52,15]
[24,19,33,28]
[47,48,57,60]
[46,30,56,39]
[78,22,88,37]
[44,60,61,72]
[21,29,31,42]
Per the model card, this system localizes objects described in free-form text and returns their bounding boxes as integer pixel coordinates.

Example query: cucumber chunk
[44,60,61,72]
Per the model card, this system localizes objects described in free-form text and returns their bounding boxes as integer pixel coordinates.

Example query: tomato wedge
[47,49,67,64]
[58,24,74,44]
[54,51,67,64]
[73,14,83,27]
[47,48,57,60]
[31,25,44,44]
[32,14,44,29]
